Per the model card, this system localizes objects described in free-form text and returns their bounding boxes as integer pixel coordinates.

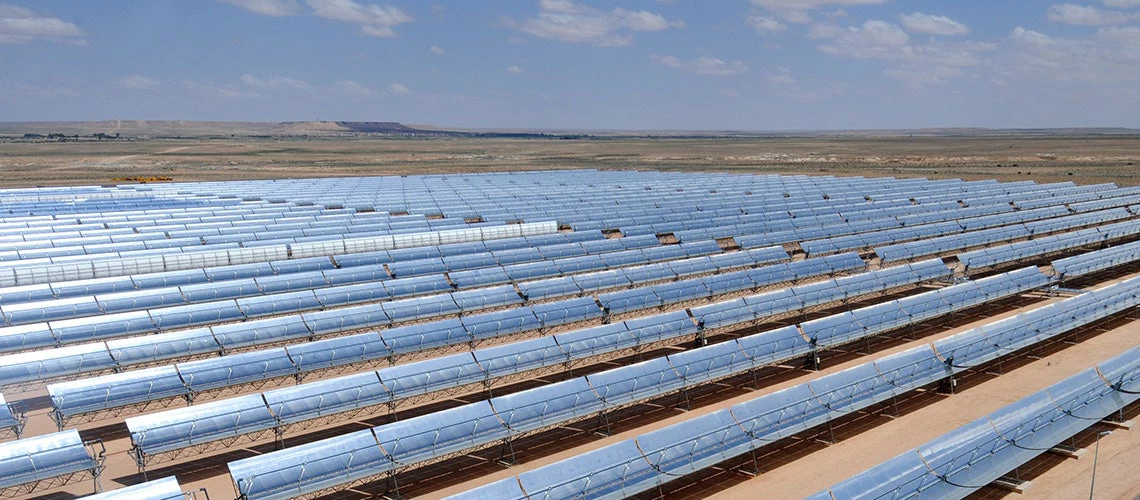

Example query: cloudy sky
[2,0,1140,130]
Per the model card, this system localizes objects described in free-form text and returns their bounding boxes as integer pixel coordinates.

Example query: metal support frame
[734,448,763,477]
[383,470,402,500]
[1064,325,1082,345]
[992,467,1032,493]
[937,375,957,395]
[3,401,27,439]
[481,378,494,401]
[803,349,821,371]
[57,380,202,429]
[132,424,278,474]
[748,367,762,390]
[814,419,837,445]
[593,409,614,437]
[984,355,1005,377]
[673,386,692,412]
[497,436,519,466]
[86,439,106,494]
[695,330,708,348]
[884,394,902,419]
[857,334,873,356]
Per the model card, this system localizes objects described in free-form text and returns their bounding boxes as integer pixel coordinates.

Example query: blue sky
[2,0,1140,130]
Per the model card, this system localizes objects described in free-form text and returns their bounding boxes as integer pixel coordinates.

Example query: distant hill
[0,120,279,138]
[0,120,466,138]
[337,121,430,134]
[1,120,1137,139]
[274,121,462,136]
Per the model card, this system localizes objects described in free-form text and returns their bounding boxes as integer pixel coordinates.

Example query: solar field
[0,169,1139,500]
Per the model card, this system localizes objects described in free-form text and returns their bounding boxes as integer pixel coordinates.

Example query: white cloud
[1046,4,1139,25]
[430,45,445,54]
[507,0,683,47]
[651,54,748,75]
[813,20,911,59]
[749,0,888,24]
[0,4,85,44]
[181,80,263,99]
[899,12,970,36]
[307,0,413,38]
[1099,25,1140,45]
[239,74,311,91]
[1011,27,1055,48]
[811,20,995,88]
[772,81,847,102]
[5,85,81,99]
[387,82,410,94]
[747,15,787,35]
[217,0,302,16]
[1001,26,1140,83]
[333,80,375,96]
[767,67,796,85]
[508,65,524,74]
[1103,0,1140,7]
[883,65,964,87]
[119,75,160,90]
[618,8,678,31]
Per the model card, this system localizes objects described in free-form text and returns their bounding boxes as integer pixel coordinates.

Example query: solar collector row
[1,176,993,274]
[875,207,1139,262]
[0,198,624,260]
[3,172,1136,499]
[135,171,1029,207]
[127,259,938,471]
[54,260,1043,431]
[735,193,1131,254]
[0,221,559,287]
[0,220,557,277]
[0,175,1089,231]
[0,245,800,390]
[452,273,1140,500]
[115,174,1057,238]
[958,217,1140,271]
[0,202,358,238]
[0,230,607,306]
[0,233,666,325]
[164,177,1082,217]
[1052,238,1140,279]
[4,176,1121,280]
[0,429,102,496]
[47,249,845,422]
[28,251,813,411]
[0,238,728,360]
[812,345,1140,500]
[0,393,22,438]
[809,203,1139,258]
[84,476,185,500]
[227,264,1055,500]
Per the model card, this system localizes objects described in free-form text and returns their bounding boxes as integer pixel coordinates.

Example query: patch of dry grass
[0,136,1137,187]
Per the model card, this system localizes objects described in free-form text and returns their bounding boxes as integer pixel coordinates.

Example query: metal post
[1089,430,1112,500]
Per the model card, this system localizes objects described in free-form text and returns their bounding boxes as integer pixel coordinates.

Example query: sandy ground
[1,136,1139,187]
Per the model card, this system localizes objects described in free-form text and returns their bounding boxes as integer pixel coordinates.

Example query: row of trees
[22,132,122,140]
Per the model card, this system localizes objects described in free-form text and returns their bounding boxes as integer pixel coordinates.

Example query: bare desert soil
[0,135,1137,187]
